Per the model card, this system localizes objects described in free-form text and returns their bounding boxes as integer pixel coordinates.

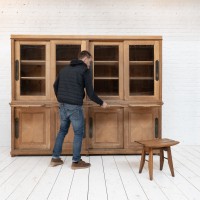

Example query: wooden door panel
[21,113,45,143]
[89,108,123,149]
[15,107,50,150]
[95,112,118,143]
[129,112,154,142]
[125,107,159,148]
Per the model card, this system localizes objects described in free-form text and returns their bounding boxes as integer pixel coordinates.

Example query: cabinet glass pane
[129,45,153,61]
[56,45,81,76]
[93,45,119,96]
[94,64,118,77]
[56,65,64,77]
[94,80,118,96]
[94,46,118,61]
[130,65,153,78]
[21,64,45,77]
[20,45,46,96]
[56,45,81,61]
[21,45,45,60]
[129,45,154,96]
[130,80,154,96]
[21,80,45,95]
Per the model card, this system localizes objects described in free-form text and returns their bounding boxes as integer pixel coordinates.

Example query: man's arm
[84,69,104,106]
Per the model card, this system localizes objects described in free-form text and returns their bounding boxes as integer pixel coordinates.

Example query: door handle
[156,60,159,81]
[15,60,19,81]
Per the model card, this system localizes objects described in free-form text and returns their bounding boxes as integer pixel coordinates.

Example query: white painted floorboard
[88,156,107,200]
[0,146,200,200]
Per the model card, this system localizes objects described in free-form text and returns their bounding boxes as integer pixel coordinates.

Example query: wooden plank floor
[0,146,200,200]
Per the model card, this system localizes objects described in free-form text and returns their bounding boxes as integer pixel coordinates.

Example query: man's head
[78,50,92,68]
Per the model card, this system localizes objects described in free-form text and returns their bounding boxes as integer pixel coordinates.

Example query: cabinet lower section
[11,104,161,156]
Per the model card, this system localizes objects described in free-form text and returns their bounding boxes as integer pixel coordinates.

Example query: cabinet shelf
[129,61,154,65]
[94,61,119,65]
[21,77,45,80]
[56,61,71,65]
[130,77,154,80]
[95,92,119,96]
[21,60,45,65]
[130,91,154,96]
[94,77,118,80]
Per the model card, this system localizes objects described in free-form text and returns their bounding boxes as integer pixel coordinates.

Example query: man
[50,50,108,169]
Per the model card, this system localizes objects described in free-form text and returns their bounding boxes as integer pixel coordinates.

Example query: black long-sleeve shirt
[54,59,103,106]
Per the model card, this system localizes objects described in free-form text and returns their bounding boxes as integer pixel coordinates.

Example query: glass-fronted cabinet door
[124,41,161,101]
[50,40,87,100]
[90,42,123,99]
[14,41,50,100]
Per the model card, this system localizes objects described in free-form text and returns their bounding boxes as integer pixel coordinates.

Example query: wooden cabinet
[11,35,162,156]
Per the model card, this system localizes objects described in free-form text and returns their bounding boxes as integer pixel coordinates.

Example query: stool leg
[139,148,146,173]
[160,148,164,170]
[148,148,153,180]
[167,147,175,177]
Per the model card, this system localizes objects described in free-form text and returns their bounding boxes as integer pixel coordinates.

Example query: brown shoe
[71,159,91,170]
[50,158,64,167]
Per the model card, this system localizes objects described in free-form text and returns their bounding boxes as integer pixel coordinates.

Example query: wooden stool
[136,138,179,180]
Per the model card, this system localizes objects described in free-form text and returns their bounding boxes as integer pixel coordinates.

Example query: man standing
[50,50,108,169]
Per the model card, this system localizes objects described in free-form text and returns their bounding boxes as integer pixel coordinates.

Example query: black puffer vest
[54,59,103,106]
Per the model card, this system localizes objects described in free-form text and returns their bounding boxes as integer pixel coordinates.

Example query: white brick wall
[0,0,200,146]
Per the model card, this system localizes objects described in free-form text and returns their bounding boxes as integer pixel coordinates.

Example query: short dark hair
[78,50,92,59]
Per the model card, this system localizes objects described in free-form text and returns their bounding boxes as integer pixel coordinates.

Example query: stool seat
[136,138,179,148]
[136,138,179,180]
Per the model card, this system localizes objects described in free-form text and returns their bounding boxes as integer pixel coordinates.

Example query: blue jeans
[52,103,84,162]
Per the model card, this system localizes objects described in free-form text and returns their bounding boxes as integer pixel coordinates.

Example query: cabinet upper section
[11,35,162,103]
